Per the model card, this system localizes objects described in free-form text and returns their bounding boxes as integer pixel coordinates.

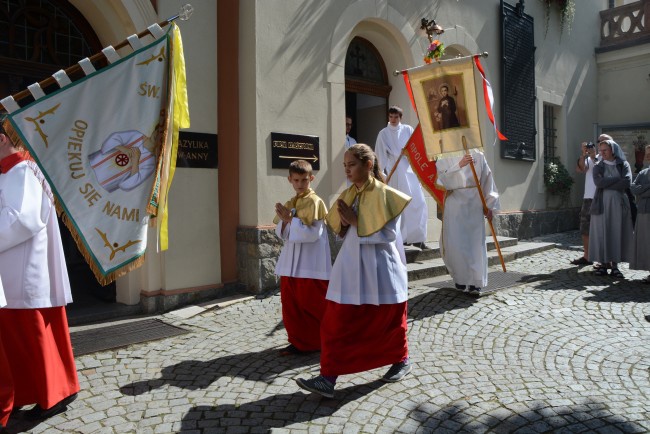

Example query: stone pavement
[7,231,650,433]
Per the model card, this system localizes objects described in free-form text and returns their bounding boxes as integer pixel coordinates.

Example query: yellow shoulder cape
[273,188,327,226]
[326,177,411,237]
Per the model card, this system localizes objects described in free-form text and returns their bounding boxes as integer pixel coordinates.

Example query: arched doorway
[0,0,116,307]
[345,37,392,148]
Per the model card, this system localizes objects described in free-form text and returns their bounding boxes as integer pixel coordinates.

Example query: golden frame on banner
[409,57,483,159]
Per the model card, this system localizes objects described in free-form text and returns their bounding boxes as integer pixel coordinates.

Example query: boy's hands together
[275,203,293,224]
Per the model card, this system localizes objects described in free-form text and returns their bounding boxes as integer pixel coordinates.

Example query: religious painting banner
[2,23,189,285]
[407,56,483,159]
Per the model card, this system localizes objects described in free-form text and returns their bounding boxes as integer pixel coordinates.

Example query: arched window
[0,0,102,99]
[344,37,392,147]
[345,37,391,97]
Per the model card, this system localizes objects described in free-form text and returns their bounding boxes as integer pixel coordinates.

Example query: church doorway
[344,37,392,149]
[0,0,117,309]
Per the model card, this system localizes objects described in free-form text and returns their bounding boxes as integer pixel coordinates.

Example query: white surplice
[375,123,428,243]
[436,150,499,288]
[326,217,408,305]
[0,161,72,308]
[275,218,331,280]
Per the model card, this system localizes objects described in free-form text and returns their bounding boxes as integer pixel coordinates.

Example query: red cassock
[0,308,79,410]
[0,327,12,427]
[280,276,328,351]
[319,301,408,376]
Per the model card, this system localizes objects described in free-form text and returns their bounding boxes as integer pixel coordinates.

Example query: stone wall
[493,208,580,239]
[237,225,283,294]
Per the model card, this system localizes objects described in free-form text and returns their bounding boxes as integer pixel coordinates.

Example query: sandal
[610,268,624,279]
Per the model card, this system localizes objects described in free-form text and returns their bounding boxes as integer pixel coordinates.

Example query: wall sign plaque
[271,132,320,170]
[176,131,218,169]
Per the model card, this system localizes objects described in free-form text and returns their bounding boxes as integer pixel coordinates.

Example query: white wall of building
[242,0,604,240]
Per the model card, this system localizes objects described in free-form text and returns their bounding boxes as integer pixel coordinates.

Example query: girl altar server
[295,143,412,398]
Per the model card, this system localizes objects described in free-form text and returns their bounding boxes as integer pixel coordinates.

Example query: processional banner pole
[0,3,194,110]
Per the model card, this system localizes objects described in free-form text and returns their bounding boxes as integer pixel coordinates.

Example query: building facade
[2,0,648,312]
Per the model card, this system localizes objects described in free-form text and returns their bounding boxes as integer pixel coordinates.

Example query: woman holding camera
[588,139,634,278]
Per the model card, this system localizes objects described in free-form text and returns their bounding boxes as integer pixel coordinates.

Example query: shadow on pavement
[408,288,477,322]
[522,267,650,303]
[178,380,385,432]
[408,398,647,433]
[120,348,319,396]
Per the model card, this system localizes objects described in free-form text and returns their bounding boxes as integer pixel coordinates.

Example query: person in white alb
[0,116,79,423]
[344,115,357,150]
[374,106,428,248]
[436,150,500,294]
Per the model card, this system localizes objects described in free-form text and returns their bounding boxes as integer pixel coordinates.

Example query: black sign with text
[176,131,218,169]
[271,132,320,170]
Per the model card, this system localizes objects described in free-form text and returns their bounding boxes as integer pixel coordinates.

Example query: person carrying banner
[436,150,500,294]
[274,159,331,356]
[295,144,412,398]
[375,106,428,248]
[0,117,79,421]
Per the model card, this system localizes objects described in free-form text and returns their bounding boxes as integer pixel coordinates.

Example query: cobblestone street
[7,231,650,433]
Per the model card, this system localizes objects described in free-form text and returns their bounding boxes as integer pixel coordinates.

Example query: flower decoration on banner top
[424,40,445,64]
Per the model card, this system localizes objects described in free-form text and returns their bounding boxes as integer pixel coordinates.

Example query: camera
[585,142,595,149]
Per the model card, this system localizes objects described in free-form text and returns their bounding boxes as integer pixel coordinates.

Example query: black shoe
[468,286,482,295]
[411,242,429,250]
[382,359,412,382]
[24,393,78,420]
[454,283,467,291]
[295,376,335,398]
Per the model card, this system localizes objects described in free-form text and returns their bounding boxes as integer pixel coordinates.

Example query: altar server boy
[274,159,331,355]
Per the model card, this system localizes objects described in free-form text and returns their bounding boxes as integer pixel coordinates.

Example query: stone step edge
[406,241,557,281]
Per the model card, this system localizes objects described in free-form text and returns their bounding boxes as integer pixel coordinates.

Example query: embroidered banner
[2,24,189,285]
[407,56,484,159]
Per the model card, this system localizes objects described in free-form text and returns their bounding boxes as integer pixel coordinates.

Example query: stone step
[404,236,519,262]
[406,240,557,282]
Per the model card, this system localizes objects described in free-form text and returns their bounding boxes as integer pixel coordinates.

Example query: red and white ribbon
[473,55,507,143]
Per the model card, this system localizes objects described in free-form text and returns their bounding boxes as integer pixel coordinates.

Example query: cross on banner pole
[461,136,506,272]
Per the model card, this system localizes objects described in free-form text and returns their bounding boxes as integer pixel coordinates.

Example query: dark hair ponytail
[347,143,385,183]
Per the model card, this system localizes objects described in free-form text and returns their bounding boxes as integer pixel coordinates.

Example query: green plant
[544,159,574,195]
[541,0,576,35]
